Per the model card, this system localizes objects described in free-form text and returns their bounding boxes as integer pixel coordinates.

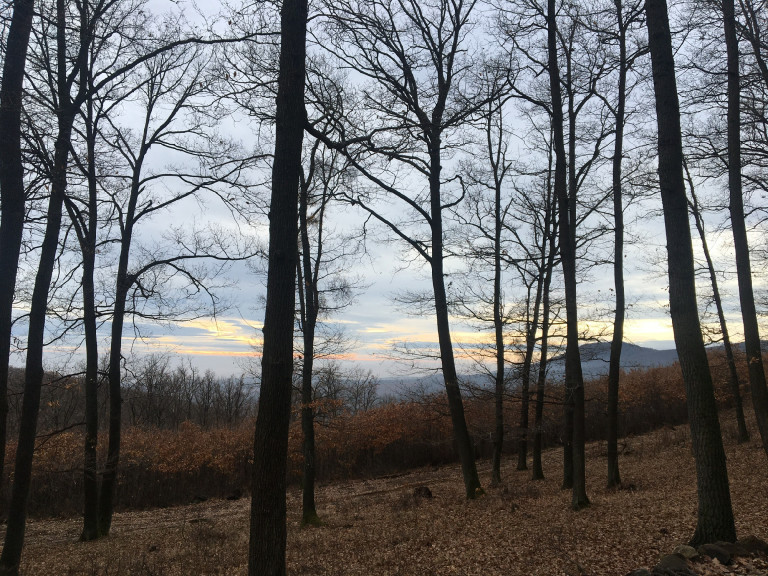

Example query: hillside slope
[12,411,768,575]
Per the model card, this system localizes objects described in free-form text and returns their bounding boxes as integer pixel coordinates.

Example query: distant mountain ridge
[548,341,679,380]
[377,342,681,397]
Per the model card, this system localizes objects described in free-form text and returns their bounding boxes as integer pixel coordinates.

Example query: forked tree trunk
[74,85,101,542]
[298,172,320,526]
[532,208,557,481]
[548,0,588,509]
[0,1,84,571]
[646,0,736,546]
[247,0,307,572]
[0,0,35,507]
[723,0,768,458]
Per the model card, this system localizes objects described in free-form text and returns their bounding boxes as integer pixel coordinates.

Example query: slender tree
[247,0,307,571]
[646,0,736,545]
[0,0,90,571]
[0,0,36,502]
[547,0,589,509]
[724,0,768,458]
[314,0,504,498]
[684,163,750,443]
[296,138,359,525]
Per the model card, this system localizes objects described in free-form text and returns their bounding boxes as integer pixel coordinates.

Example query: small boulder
[697,543,731,565]
[672,545,698,560]
[736,535,768,555]
[713,540,748,557]
[625,569,651,576]
[652,553,694,576]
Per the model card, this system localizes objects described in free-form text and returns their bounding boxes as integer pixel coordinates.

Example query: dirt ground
[11,419,768,575]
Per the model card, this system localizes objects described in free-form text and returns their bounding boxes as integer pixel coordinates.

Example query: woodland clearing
[9,413,768,576]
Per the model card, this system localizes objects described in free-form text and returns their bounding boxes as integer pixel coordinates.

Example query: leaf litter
[9,414,768,575]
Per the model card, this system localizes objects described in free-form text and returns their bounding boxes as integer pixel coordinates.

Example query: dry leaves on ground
[10,416,768,575]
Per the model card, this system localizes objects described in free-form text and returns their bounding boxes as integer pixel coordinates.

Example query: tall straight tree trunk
[0,124,71,575]
[0,0,35,504]
[300,321,319,525]
[98,155,143,536]
[0,1,86,571]
[607,0,628,489]
[298,172,320,526]
[247,0,307,572]
[533,204,557,481]
[646,0,736,546]
[686,168,749,443]
[72,81,101,542]
[723,0,768,458]
[548,0,589,509]
[491,161,505,486]
[429,139,483,499]
[517,264,545,472]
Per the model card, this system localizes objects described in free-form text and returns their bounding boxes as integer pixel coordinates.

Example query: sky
[11,0,768,382]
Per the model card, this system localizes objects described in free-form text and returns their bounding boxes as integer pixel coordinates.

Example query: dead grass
[10,412,768,576]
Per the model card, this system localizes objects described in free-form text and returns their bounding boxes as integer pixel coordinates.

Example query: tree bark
[686,169,749,444]
[548,0,588,509]
[646,0,736,546]
[491,156,505,486]
[247,0,307,572]
[0,0,35,508]
[724,0,768,458]
[429,137,483,499]
[69,73,101,542]
[607,0,628,489]
[532,197,557,481]
[298,169,320,526]
[97,150,144,536]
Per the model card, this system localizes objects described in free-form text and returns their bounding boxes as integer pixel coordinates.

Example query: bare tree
[0,0,35,505]
[684,162,750,443]
[726,0,768,458]
[313,0,508,499]
[296,133,360,525]
[646,0,736,545]
[247,0,307,572]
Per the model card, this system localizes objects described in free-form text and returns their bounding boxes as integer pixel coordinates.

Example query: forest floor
[11,415,768,576]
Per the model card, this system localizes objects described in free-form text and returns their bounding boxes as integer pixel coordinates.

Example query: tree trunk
[429,139,482,499]
[723,0,768,458]
[299,172,320,526]
[646,0,736,546]
[548,0,588,509]
[300,331,319,525]
[686,169,749,444]
[491,170,504,486]
[247,0,307,572]
[0,83,74,576]
[0,0,35,509]
[608,0,628,489]
[76,85,101,542]
[97,146,145,536]
[517,262,545,472]
[532,203,557,481]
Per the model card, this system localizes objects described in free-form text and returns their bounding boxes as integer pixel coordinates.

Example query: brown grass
[10,410,768,576]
